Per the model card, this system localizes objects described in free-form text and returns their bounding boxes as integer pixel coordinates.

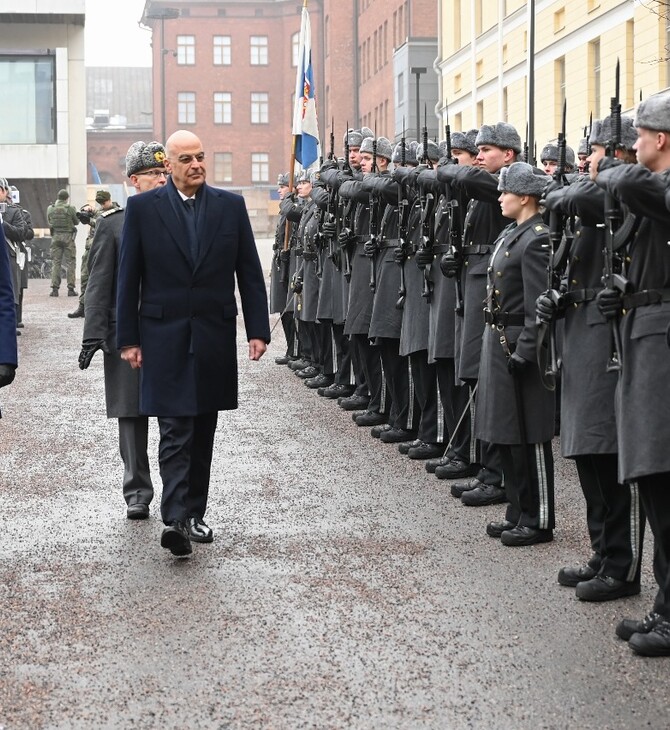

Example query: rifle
[396,118,409,309]
[344,120,351,172]
[602,59,629,372]
[418,106,435,301]
[328,117,335,161]
[443,102,464,314]
[538,99,571,390]
[582,113,593,174]
[368,130,379,291]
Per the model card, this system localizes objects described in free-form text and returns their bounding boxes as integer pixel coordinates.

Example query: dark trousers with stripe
[281,311,297,358]
[435,357,471,462]
[157,412,218,525]
[379,337,411,431]
[464,377,504,486]
[501,441,555,530]
[350,333,384,414]
[409,351,442,443]
[334,325,353,385]
[637,473,670,619]
[575,453,644,583]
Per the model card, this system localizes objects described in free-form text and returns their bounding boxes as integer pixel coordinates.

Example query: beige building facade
[436,1,670,156]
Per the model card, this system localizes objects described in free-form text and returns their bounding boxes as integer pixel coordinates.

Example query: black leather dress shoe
[287,358,311,371]
[450,477,482,498]
[296,365,320,379]
[460,483,507,506]
[371,423,392,438]
[305,373,333,389]
[398,439,421,455]
[408,442,444,460]
[557,564,598,588]
[486,519,516,538]
[160,522,192,556]
[320,383,355,399]
[575,575,640,602]
[187,516,214,543]
[338,394,370,411]
[500,525,553,546]
[126,503,150,520]
[433,458,478,480]
[380,428,417,444]
[355,410,387,427]
[629,620,670,656]
[616,612,663,641]
[275,355,291,365]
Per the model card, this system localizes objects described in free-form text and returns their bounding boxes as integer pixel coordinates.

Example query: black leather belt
[433,244,450,254]
[563,288,598,306]
[379,239,400,249]
[484,310,524,326]
[463,244,493,256]
[623,288,670,310]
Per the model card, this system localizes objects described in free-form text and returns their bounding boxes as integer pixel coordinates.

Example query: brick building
[141,0,437,189]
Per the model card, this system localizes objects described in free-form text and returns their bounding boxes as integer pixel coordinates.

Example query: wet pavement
[2,258,670,729]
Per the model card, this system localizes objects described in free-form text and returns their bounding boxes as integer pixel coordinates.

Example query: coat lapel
[153,185,193,265]
[194,185,225,271]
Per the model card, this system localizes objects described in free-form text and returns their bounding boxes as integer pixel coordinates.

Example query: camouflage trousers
[50,235,76,291]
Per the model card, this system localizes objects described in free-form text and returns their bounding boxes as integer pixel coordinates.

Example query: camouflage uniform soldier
[46,189,78,296]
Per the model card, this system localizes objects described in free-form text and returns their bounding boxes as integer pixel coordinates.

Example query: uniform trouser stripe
[293,318,300,357]
[535,443,549,530]
[379,359,387,414]
[406,360,415,430]
[626,481,641,583]
[331,326,338,374]
[469,386,477,464]
[436,379,444,443]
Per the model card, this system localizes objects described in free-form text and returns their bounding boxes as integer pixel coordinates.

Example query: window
[177,35,195,65]
[590,40,601,117]
[213,152,233,184]
[177,92,196,124]
[477,100,484,127]
[555,57,566,129]
[554,8,565,33]
[213,36,231,65]
[213,92,232,124]
[454,73,462,93]
[0,53,55,144]
[251,153,269,182]
[397,72,404,104]
[251,92,269,124]
[325,17,329,58]
[476,59,484,79]
[292,32,300,67]
[250,36,268,65]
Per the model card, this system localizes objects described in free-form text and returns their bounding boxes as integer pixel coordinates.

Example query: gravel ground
[1,253,669,729]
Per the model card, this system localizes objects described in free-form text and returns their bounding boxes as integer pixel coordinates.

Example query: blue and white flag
[292,5,320,169]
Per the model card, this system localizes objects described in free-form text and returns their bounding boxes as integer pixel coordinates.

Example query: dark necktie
[184,197,198,261]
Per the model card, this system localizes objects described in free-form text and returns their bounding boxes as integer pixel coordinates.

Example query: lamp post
[411,66,427,141]
[527,0,536,164]
[146,7,180,143]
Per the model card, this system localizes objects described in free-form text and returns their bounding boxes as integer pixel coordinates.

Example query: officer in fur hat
[78,140,167,520]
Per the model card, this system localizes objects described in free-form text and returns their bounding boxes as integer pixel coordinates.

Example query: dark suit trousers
[575,453,645,582]
[119,416,153,507]
[351,334,384,413]
[379,338,411,431]
[501,441,555,531]
[158,412,218,524]
[334,324,353,385]
[409,350,443,443]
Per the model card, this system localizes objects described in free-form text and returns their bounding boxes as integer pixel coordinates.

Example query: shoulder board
[533,223,549,236]
[101,207,123,218]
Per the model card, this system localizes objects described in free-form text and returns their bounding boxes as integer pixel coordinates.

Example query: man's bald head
[165,129,207,196]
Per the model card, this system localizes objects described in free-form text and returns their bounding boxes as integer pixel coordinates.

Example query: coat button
[505,251,510,257]
[496,271,502,277]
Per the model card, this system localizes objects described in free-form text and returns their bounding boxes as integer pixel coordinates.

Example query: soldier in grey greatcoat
[477,163,555,547]
[0,179,29,312]
[537,116,644,602]
[78,141,167,519]
[593,95,670,656]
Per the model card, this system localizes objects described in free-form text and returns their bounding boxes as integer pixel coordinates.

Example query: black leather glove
[596,287,622,320]
[393,246,406,265]
[338,228,353,247]
[542,188,565,213]
[295,246,304,257]
[320,159,339,173]
[302,247,318,262]
[535,290,563,324]
[321,220,336,239]
[507,351,527,374]
[0,363,16,388]
[279,249,290,263]
[78,339,111,370]
[415,247,434,268]
[291,275,303,294]
[363,238,378,257]
[439,250,460,278]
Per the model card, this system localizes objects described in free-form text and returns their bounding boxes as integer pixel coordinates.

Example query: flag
[292,5,320,169]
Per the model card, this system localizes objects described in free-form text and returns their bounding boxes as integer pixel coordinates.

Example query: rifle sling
[612,212,641,252]
[562,288,598,306]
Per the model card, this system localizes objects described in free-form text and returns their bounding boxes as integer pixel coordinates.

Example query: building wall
[436,0,670,156]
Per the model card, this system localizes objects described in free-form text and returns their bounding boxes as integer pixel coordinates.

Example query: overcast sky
[85,0,152,67]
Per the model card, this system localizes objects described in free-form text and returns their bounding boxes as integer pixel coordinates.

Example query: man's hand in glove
[596,287,622,320]
[535,290,563,324]
[79,339,111,370]
[439,251,460,278]
[415,247,434,268]
[321,220,336,239]
[0,363,16,388]
[363,238,378,257]
[507,351,527,375]
[393,246,406,265]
